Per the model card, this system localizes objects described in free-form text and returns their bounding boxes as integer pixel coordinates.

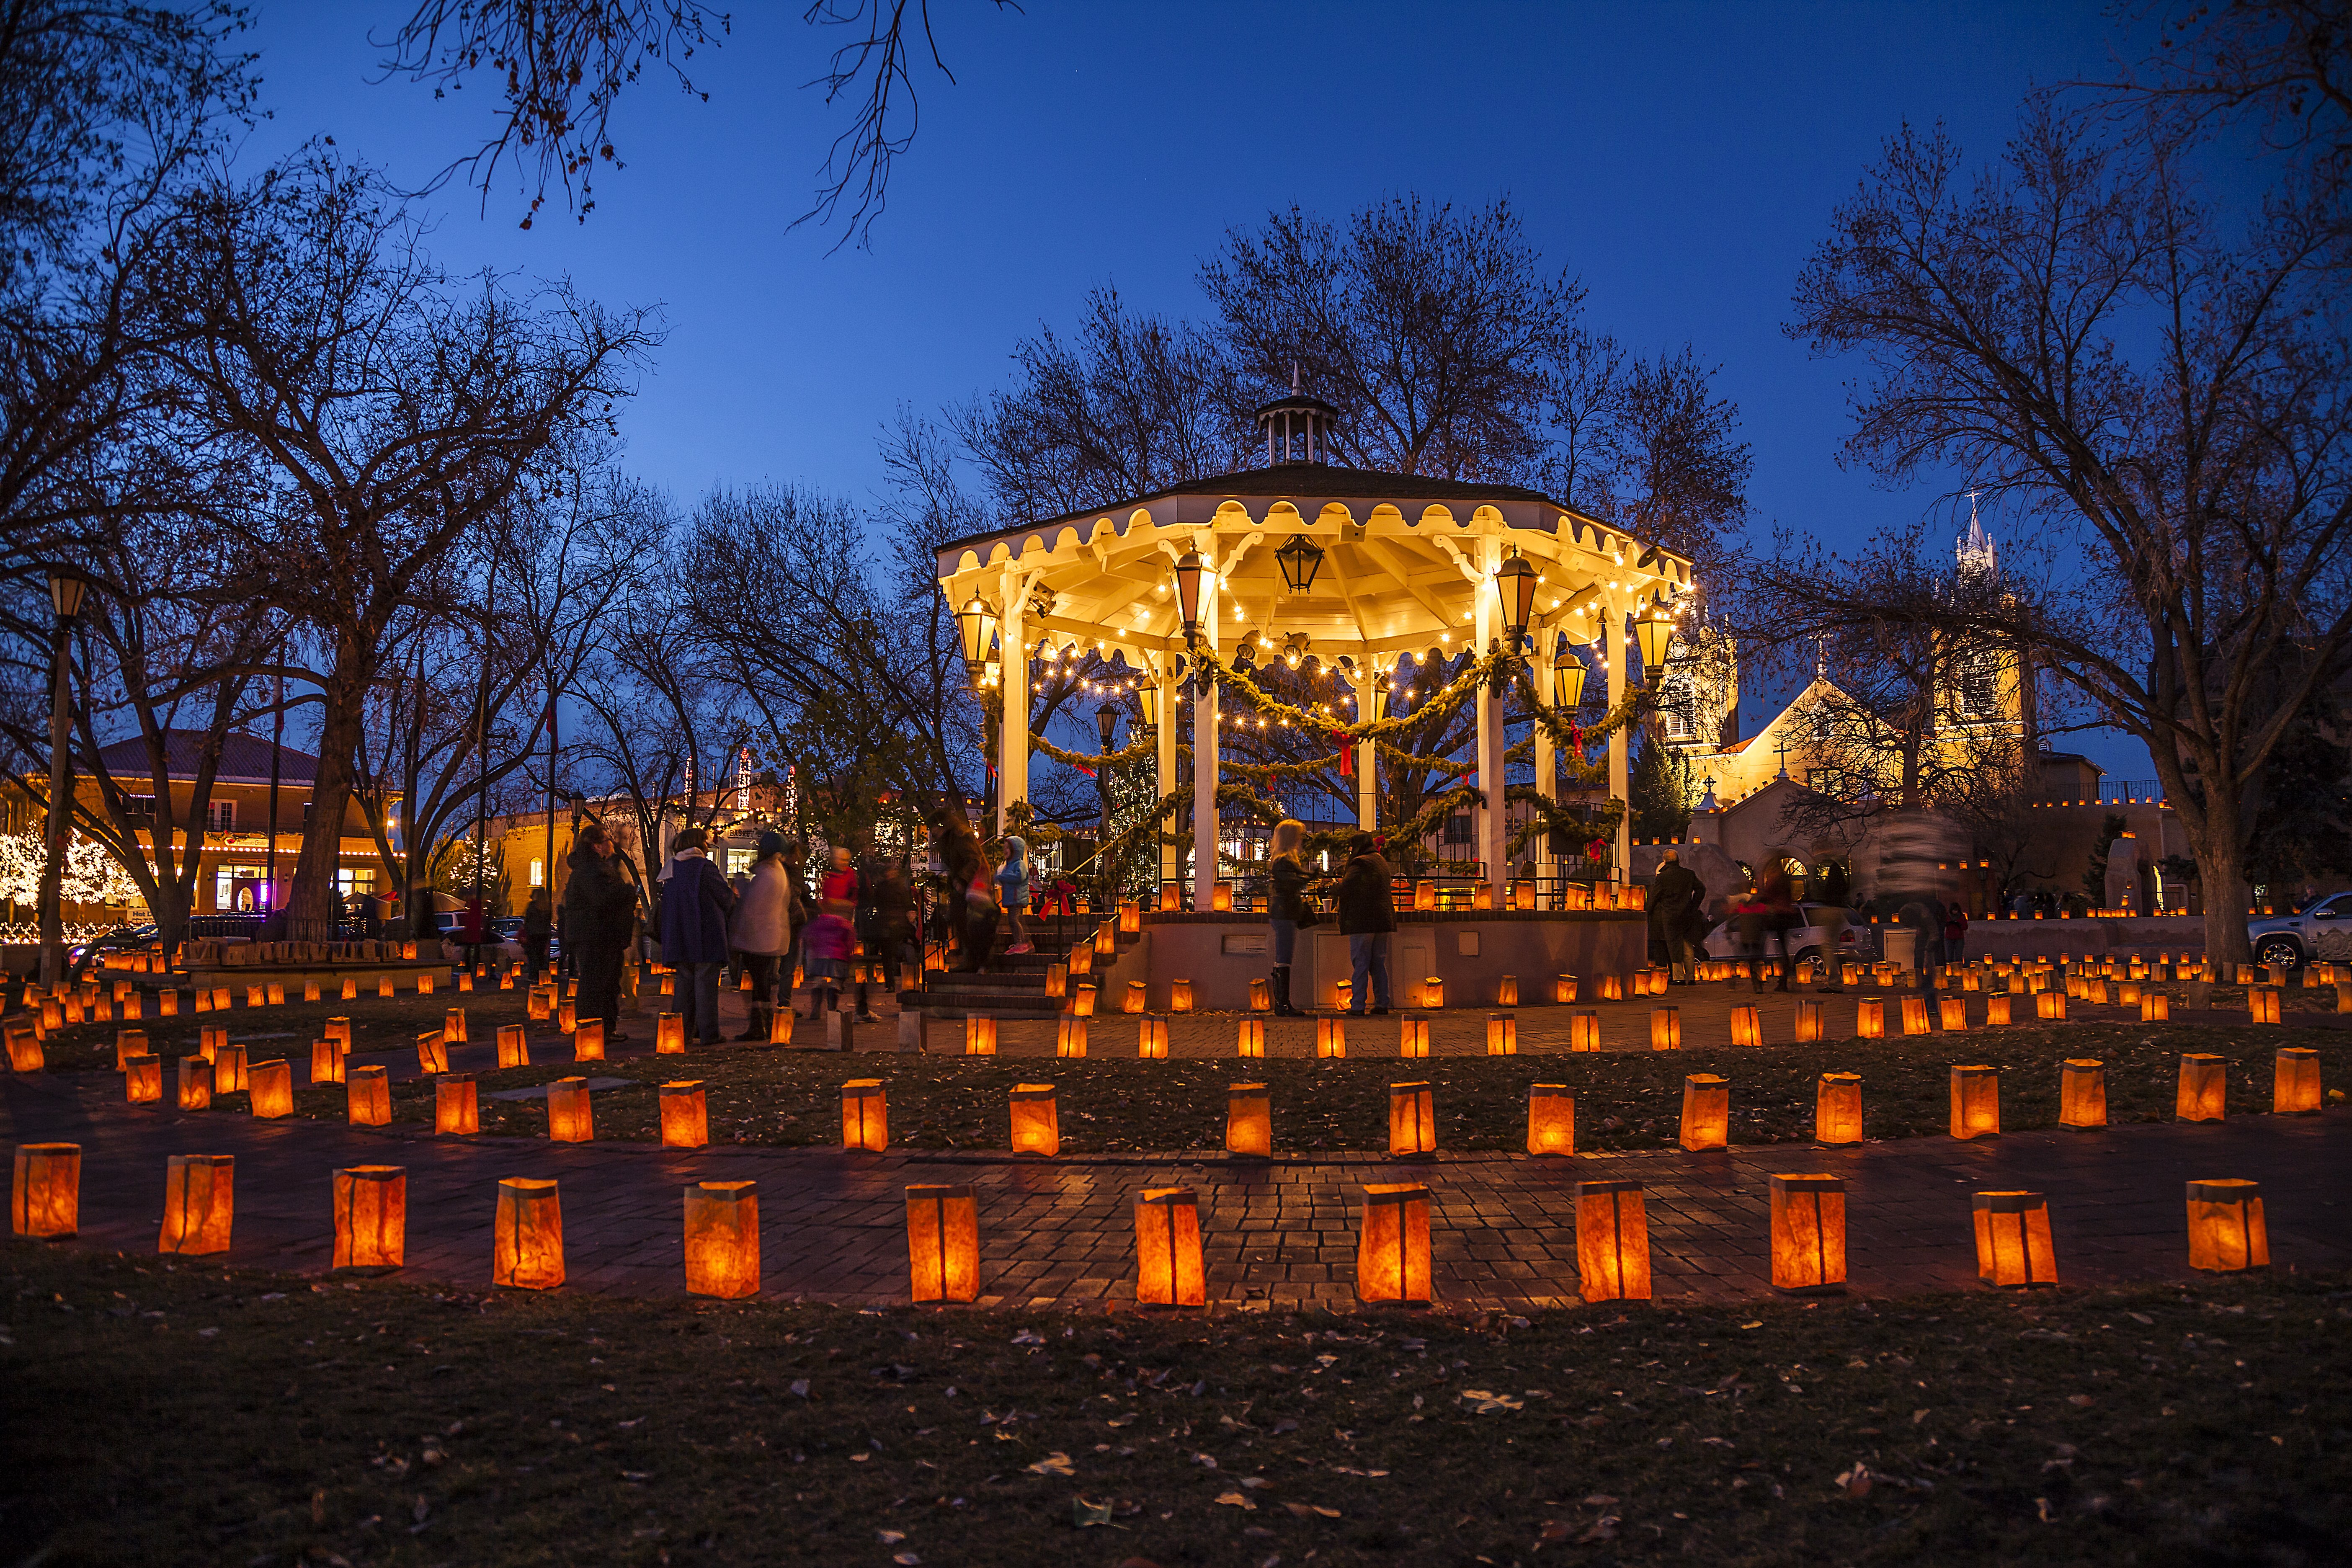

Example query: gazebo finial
[1253,371,1339,466]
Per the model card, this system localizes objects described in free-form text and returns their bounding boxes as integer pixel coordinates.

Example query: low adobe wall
[1961,914,2210,962]
[1103,911,1649,1013]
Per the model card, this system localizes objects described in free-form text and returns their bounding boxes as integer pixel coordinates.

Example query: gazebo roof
[935,462,1693,669]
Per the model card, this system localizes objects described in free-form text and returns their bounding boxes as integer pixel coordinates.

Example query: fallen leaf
[1457,1388,1524,1414]
[1238,1476,1271,1489]
[1027,1452,1075,1476]
[1538,1519,1572,1543]
[2127,1312,2154,1325]
[1577,1515,1620,1542]
[2066,1394,2096,1408]
[893,1554,921,1566]
[1073,1496,1114,1528]
[788,1378,810,1398]
[1215,1491,1258,1511]
[1193,1452,1219,1469]
[878,1529,906,1544]
[1835,1463,1873,1498]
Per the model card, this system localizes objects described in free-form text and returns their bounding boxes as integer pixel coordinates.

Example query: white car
[1700,903,1880,965]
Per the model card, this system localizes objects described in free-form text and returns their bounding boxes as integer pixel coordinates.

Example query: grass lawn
[5,1242,2346,1566]
[24,982,543,1074]
[169,1021,2352,1155]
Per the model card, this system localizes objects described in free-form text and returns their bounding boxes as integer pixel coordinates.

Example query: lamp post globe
[1551,649,1588,712]
[1495,552,1537,652]
[1095,703,1119,749]
[1633,606,1675,678]
[1172,552,1206,642]
[955,597,997,687]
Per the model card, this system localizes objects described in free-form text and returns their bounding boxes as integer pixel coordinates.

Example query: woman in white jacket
[728,831,797,1040]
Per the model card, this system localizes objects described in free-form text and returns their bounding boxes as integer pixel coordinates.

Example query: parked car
[2246,892,2352,972]
[1701,903,1880,965]
[66,923,160,978]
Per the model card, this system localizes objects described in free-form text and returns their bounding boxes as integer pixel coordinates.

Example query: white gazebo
[936,411,1693,904]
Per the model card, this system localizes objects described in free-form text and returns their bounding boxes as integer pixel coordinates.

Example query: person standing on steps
[728,832,794,1041]
[1336,831,1395,1016]
[1650,849,1705,985]
[561,822,639,1043]
[997,835,1035,956]
[658,827,737,1047]
[1265,818,1311,1016]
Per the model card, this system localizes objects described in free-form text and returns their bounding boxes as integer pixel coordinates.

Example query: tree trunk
[2185,789,2254,967]
[286,662,368,941]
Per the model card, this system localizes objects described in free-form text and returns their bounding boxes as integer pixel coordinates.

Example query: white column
[1190,558,1220,910]
[1533,622,1556,894]
[1607,593,1630,877]
[1155,665,1179,893]
[1475,554,1506,891]
[1352,664,1378,830]
[997,583,1027,838]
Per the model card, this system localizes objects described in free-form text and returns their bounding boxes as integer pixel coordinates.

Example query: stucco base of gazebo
[1093,910,1649,1014]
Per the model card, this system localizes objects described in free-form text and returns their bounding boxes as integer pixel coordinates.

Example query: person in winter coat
[1265,818,1311,1016]
[727,831,794,1041]
[1334,833,1395,1016]
[658,827,737,1046]
[997,836,1035,955]
[931,809,984,970]
[802,845,861,1017]
[560,823,640,1040]
[1648,849,1706,985]
[1757,865,1801,992]
[521,885,554,985]
[867,859,917,994]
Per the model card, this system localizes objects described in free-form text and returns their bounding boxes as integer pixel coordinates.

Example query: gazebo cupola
[1253,368,1341,466]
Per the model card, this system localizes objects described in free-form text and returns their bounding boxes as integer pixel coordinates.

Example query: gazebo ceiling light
[1275,533,1326,595]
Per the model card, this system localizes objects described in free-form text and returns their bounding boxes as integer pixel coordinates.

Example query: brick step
[897,987,1063,1017]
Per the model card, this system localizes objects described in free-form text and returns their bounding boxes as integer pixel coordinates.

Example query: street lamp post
[39,570,87,987]
[1094,702,1119,885]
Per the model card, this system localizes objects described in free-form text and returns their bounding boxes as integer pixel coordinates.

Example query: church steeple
[1957,490,1998,577]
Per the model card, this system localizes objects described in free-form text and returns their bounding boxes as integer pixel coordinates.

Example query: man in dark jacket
[1649,850,1706,985]
[561,823,640,1041]
[658,828,738,1047]
[1335,833,1395,1016]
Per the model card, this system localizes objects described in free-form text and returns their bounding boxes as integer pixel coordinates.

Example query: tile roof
[95,730,318,786]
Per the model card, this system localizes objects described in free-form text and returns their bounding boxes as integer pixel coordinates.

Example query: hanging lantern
[2275,1047,2322,1115]
[1553,974,1578,1004]
[1972,1190,2058,1287]
[1577,1180,1651,1302]
[11,1142,80,1238]
[1009,1083,1060,1156]
[213,1043,248,1094]
[416,1029,449,1075]
[331,1165,406,1271]
[176,1055,213,1112]
[1071,984,1097,1017]
[124,1053,160,1102]
[683,1181,761,1299]
[547,1077,594,1143]
[1226,1083,1272,1157]
[1169,979,1194,1013]
[1729,1005,1763,1047]
[1855,998,1886,1038]
[1949,1065,2001,1140]
[1985,994,2014,1026]
[1816,1072,1863,1144]
[1356,1182,1433,1304]
[2036,990,2067,1021]
[2141,990,2170,1022]
[656,1013,686,1054]
[248,1058,293,1119]
[574,1020,606,1061]
[1389,1081,1436,1157]
[1317,1016,1347,1057]
[1632,605,1676,673]
[493,1178,565,1289]
[1248,977,1269,1012]
[660,1081,709,1148]
[1237,1018,1266,1058]
[1527,1084,1576,1156]
[1650,1006,1681,1050]
[1056,1016,1088,1058]
[964,1016,998,1055]
[1171,552,1207,640]
[1551,649,1587,709]
[1680,1074,1730,1151]
[1570,1011,1602,1051]
[157,1154,234,1256]
[498,1025,529,1069]
[1119,900,1141,935]
[1901,995,1932,1035]
[1135,1186,1207,1307]
[347,1065,391,1125]
[1398,1015,1430,1057]
[1770,1173,1847,1294]
[2176,1053,2227,1122]
[1485,1014,1517,1055]
[906,1182,980,1302]
[1137,1017,1169,1058]
[2185,1179,2269,1272]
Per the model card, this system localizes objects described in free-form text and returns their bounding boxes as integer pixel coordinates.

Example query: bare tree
[2096,0,2352,184]
[375,0,1018,243]
[158,156,658,939]
[1786,92,2352,963]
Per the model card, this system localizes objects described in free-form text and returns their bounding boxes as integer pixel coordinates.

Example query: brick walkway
[8,1055,2345,1310]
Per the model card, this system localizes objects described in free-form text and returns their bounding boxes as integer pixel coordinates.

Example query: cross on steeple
[1774,732,1795,781]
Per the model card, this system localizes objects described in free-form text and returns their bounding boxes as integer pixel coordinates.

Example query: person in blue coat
[658,827,738,1047]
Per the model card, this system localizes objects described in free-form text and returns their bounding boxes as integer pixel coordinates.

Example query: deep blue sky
[242,1,2161,778]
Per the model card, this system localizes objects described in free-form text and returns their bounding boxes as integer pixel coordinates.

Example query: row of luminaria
[5,1145,2279,1303]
